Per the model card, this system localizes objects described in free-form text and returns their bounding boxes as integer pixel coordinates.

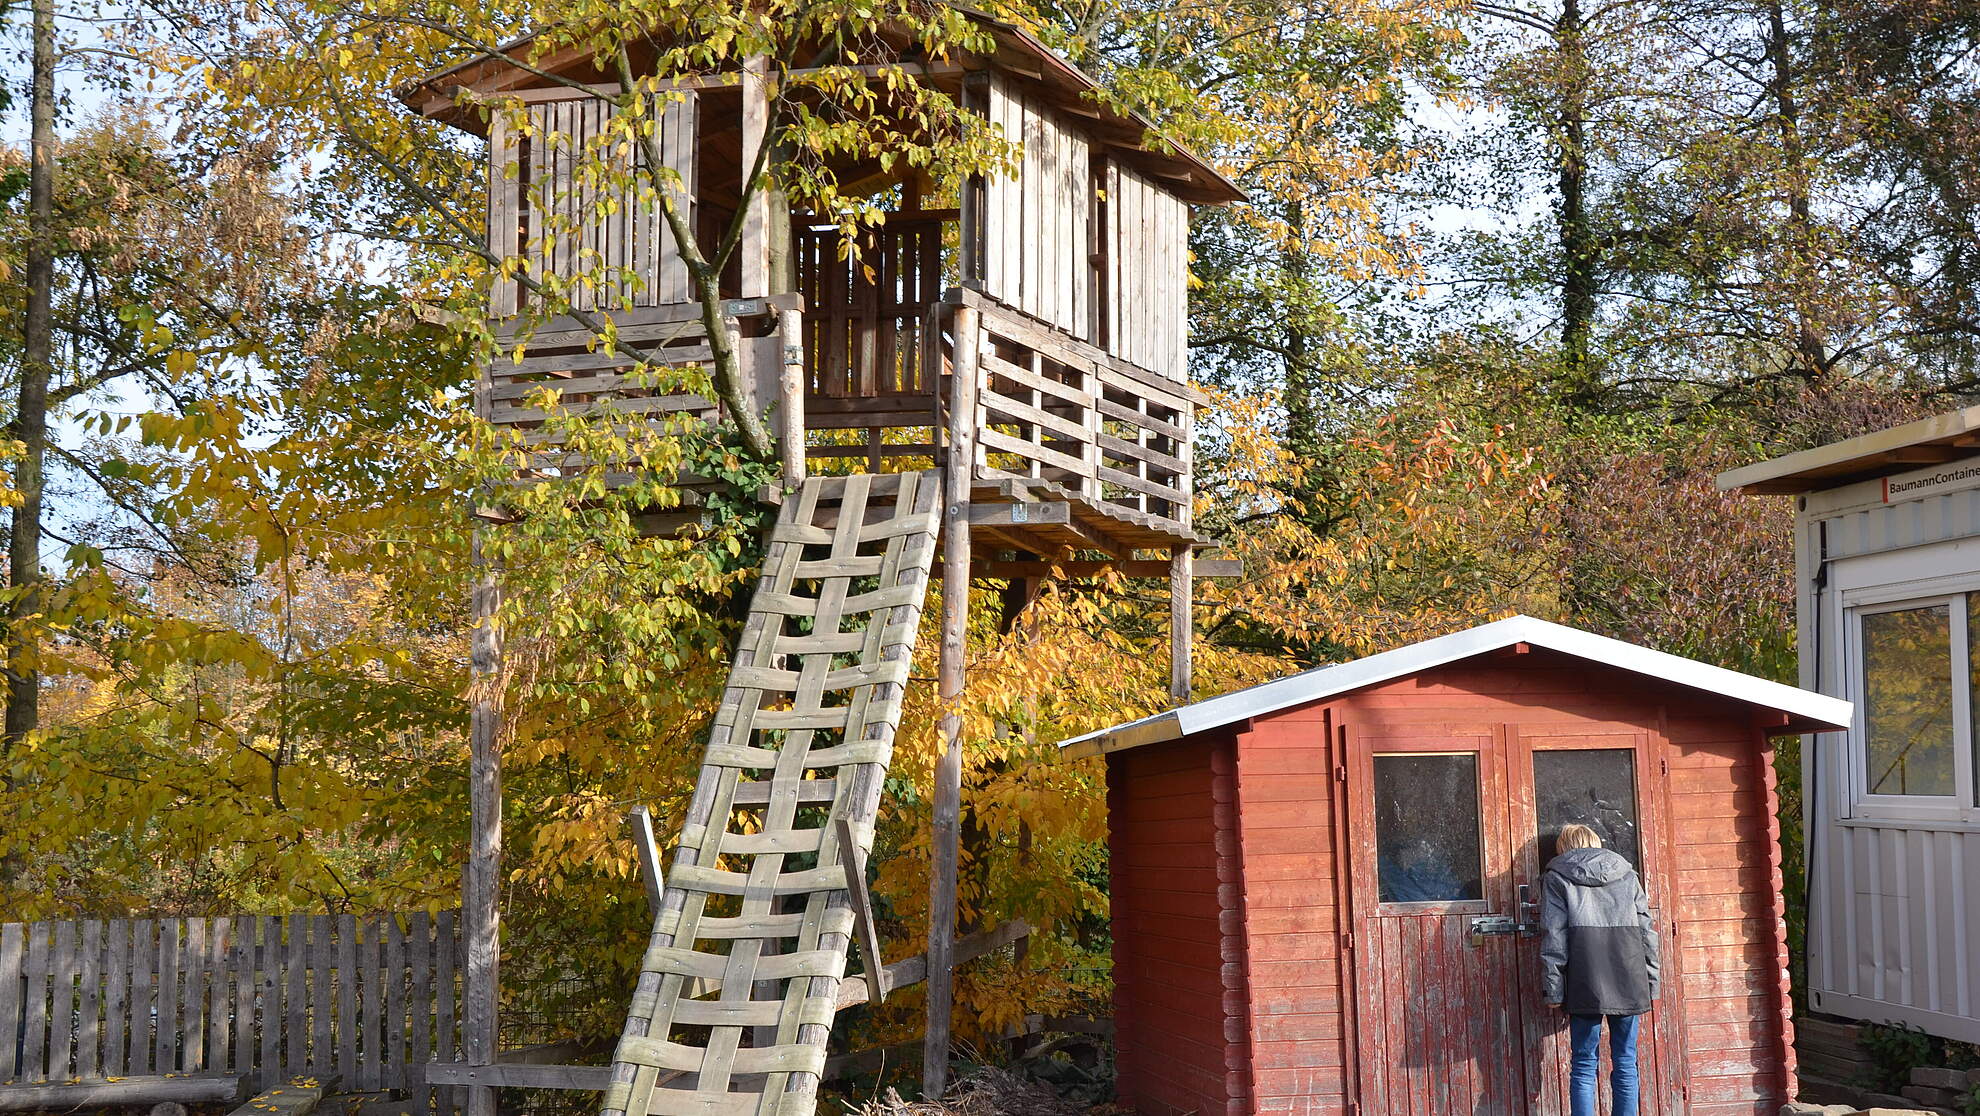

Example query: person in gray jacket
[1540,824,1660,1116]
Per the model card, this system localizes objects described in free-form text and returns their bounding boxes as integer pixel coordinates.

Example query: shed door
[1348,729,1527,1114]
[1510,727,1684,1116]
[1348,724,1684,1115]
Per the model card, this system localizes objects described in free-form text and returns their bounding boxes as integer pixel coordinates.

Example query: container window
[1373,753,1484,903]
[1970,593,1980,803]
[1861,603,1957,797]
[1533,748,1640,869]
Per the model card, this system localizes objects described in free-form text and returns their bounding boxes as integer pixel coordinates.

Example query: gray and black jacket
[1538,847,1660,1016]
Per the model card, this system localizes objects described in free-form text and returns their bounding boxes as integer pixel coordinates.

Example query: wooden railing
[480,299,787,489]
[1,913,464,1112]
[954,291,1196,533]
[473,278,1197,542]
[794,211,953,458]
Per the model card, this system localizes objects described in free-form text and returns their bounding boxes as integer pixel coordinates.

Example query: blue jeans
[1569,1013,1640,1116]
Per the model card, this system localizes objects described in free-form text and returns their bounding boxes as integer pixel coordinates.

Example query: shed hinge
[1343,930,1354,952]
[1661,758,1669,776]
[1334,764,1348,783]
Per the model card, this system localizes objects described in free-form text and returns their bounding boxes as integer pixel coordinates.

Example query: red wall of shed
[1106,735,1251,1115]
[1230,705,1351,1114]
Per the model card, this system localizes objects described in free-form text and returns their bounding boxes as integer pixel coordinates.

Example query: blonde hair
[1557,824,1603,851]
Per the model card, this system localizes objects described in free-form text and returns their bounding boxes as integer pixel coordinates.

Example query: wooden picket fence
[1,913,464,1114]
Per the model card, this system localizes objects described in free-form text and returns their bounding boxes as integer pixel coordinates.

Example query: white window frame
[1834,539,1980,822]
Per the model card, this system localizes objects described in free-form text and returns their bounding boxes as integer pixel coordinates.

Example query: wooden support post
[1170,394,1195,702]
[738,57,772,298]
[835,815,887,1004]
[627,806,664,919]
[924,305,979,1097]
[1169,546,1192,702]
[464,529,503,1116]
[778,306,806,490]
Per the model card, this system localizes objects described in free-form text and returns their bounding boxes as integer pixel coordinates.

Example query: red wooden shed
[1059,616,1852,1116]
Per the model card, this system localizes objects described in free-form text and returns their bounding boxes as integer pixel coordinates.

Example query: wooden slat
[977,427,1089,478]
[77,921,102,1080]
[356,918,375,1092]
[981,387,1090,443]
[232,917,254,1076]
[206,918,231,1075]
[105,920,130,1077]
[258,917,281,1086]
[386,916,406,1092]
[425,1063,613,1090]
[49,921,75,1080]
[409,913,433,1116]
[285,914,307,1081]
[337,914,358,1090]
[21,922,49,1080]
[0,923,23,1079]
[312,914,332,1077]
[183,918,206,1072]
[157,920,183,1072]
[435,911,458,1116]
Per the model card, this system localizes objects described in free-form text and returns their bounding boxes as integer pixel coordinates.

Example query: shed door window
[1846,593,1979,809]
[1373,753,1484,903]
[1533,748,1641,868]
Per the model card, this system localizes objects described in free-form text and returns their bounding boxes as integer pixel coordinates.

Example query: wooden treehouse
[402,13,1241,1116]
[409,14,1240,606]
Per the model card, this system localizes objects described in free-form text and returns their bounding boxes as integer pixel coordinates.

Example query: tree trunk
[1556,0,1596,398]
[1766,0,1831,380]
[1282,197,1320,459]
[7,0,57,753]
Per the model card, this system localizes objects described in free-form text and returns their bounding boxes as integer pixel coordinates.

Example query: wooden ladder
[600,470,942,1116]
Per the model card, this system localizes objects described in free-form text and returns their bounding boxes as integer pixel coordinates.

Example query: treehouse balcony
[420,18,1242,566]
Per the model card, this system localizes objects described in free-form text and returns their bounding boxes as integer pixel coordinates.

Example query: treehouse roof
[396,6,1245,205]
[1056,614,1853,759]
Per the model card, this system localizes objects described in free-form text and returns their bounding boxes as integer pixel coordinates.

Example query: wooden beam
[967,501,1070,527]
[973,557,1241,579]
[739,58,772,297]
[224,1077,339,1116]
[627,806,665,919]
[925,305,980,1096]
[423,1063,616,1091]
[1169,547,1192,701]
[783,61,965,81]
[837,919,1031,1011]
[778,307,807,489]
[835,816,887,1004]
[1883,446,1967,464]
[0,1076,250,1111]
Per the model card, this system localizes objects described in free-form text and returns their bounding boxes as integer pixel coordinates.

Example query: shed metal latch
[1468,915,1517,946]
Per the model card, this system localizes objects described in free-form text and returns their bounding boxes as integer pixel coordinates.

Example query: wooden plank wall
[1231,707,1350,1115]
[488,93,697,317]
[1106,736,1251,1116]
[1102,161,1188,381]
[982,76,1092,342]
[0,913,463,1113]
[1665,715,1795,1115]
